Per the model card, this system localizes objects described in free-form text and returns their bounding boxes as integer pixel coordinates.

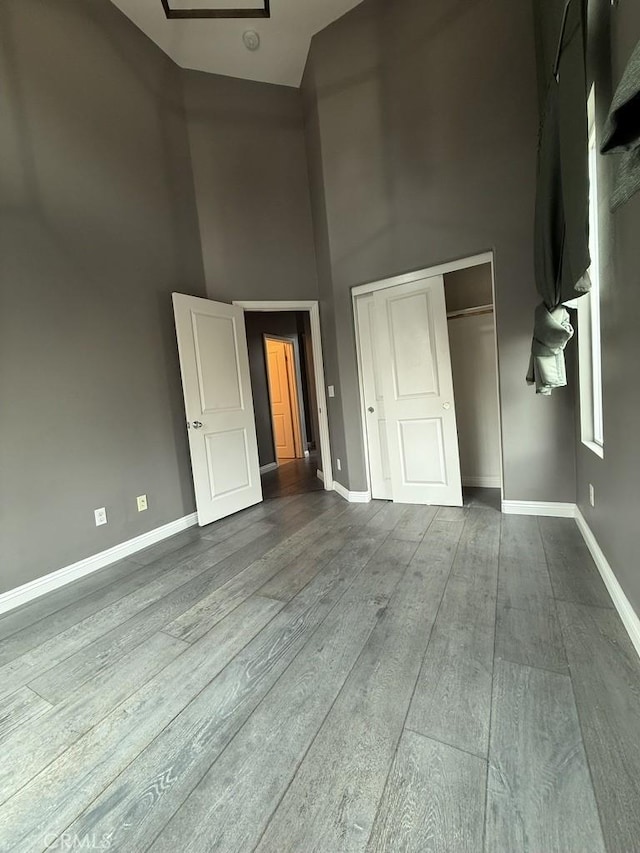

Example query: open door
[265,337,304,462]
[373,276,463,506]
[173,293,262,526]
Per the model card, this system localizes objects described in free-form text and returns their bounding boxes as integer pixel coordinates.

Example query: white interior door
[373,276,463,506]
[173,293,262,526]
[356,296,392,500]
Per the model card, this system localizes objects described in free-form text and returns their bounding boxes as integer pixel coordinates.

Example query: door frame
[263,334,307,461]
[233,300,334,491]
[352,252,504,503]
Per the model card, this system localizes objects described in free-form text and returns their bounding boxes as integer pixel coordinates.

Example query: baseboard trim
[575,509,640,660]
[316,469,325,483]
[463,475,502,489]
[0,512,199,616]
[501,500,577,518]
[259,462,278,474]
[333,481,371,504]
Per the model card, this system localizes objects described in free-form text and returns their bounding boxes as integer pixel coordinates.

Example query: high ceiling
[109,0,364,87]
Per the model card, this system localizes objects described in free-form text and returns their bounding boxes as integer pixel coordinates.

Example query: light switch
[328,385,335,398]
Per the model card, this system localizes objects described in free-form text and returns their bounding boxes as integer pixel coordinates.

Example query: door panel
[374,276,463,506]
[398,418,447,484]
[173,293,262,526]
[388,292,439,398]
[192,313,243,412]
[356,296,392,500]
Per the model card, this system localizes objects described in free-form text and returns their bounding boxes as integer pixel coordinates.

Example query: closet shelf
[447,304,494,320]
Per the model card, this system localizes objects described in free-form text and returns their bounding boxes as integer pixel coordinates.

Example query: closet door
[375,276,463,506]
[356,296,392,499]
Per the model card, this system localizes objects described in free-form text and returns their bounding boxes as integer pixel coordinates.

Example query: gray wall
[0,0,205,593]
[301,0,577,500]
[183,70,319,303]
[574,0,640,614]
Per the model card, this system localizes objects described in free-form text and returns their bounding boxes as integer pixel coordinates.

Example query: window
[577,86,604,458]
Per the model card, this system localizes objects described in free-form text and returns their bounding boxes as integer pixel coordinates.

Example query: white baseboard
[316,469,325,483]
[333,481,371,504]
[259,462,278,474]
[0,512,199,616]
[501,500,577,518]
[575,509,640,660]
[463,475,502,489]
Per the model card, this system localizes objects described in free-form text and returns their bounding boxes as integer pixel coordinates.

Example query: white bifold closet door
[357,275,463,507]
[173,293,262,526]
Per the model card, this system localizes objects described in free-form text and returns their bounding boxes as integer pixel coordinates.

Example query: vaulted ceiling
[109,0,364,87]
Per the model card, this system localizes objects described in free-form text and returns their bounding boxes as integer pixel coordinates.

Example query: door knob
[191,420,203,429]
[442,402,451,410]
[367,406,375,413]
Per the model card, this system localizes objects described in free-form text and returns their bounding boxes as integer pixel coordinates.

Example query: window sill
[582,439,604,460]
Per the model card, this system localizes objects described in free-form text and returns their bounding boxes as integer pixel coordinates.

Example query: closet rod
[447,304,494,320]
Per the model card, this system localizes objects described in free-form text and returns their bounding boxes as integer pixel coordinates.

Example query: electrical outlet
[336,458,342,471]
[94,507,107,527]
[137,494,148,512]
[589,484,595,507]
[328,385,335,398]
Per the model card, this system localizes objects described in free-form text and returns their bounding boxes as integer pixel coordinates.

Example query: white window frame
[576,86,604,459]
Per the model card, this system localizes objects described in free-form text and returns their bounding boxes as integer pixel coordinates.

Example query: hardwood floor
[0,491,639,852]
[260,454,323,499]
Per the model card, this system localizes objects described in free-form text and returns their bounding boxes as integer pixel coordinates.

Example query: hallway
[0,492,638,851]
[260,455,324,499]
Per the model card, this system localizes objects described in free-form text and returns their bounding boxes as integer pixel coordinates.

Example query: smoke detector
[242,30,260,51]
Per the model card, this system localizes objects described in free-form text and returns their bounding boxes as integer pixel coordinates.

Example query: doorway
[235,301,333,500]
[353,254,503,508]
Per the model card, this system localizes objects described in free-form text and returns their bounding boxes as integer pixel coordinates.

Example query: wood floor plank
[56,532,389,853]
[0,630,189,804]
[31,504,350,702]
[0,686,52,741]
[390,505,438,542]
[557,601,640,853]
[200,493,310,545]
[0,521,277,699]
[406,514,499,757]
[495,602,567,674]
[435,505,467,522]
[367,730,486,853]
[485,659,605,852]
[500,515,547,564]
[29,519,296,705]
[539,518,612,608]
[0,594,284,853]
[256,524,354,602]
[145,535,413,853]
[0,558,143,642]
[495,552,567,674]
[0,518,271,670]
[254,525,460,853]
[368,502,411,531]
[128,527,209,566]
[163,501,353,643]
[0,556,188,668]
[497,557,554,610]
[450,509,501,582]
[2,488,637,853]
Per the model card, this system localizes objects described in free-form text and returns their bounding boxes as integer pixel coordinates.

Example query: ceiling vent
[160,0,270,19]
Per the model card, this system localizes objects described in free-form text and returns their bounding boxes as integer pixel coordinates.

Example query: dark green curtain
[528,0,591,395]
